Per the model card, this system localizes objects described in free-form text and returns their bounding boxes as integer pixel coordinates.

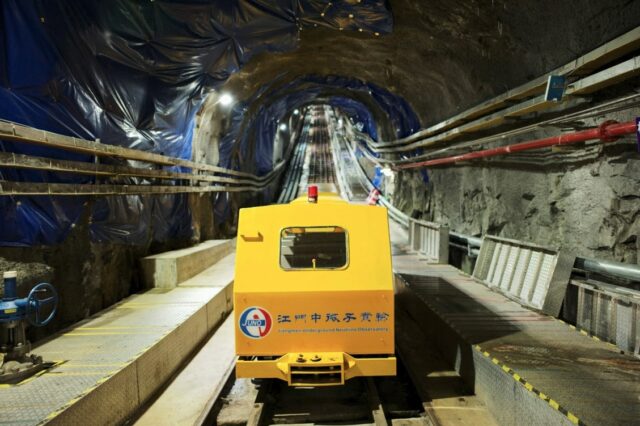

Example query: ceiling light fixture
[218,93,233,107]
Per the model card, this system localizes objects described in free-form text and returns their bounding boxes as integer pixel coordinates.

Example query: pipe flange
[599,120,620,142]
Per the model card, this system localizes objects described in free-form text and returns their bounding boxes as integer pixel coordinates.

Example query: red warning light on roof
[308,185,318,203]
[367,188,380,205]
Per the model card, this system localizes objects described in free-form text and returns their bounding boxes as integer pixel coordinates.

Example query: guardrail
[0,118,298,195]
[409,219,449,264]
[472,235,575,317]
[569,279,640,356]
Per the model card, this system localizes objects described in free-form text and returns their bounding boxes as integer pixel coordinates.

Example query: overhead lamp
[218,93,233,107]
[293,109,300,115]
[279,123,287,131]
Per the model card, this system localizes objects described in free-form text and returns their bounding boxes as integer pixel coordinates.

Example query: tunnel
[0,1,640,425]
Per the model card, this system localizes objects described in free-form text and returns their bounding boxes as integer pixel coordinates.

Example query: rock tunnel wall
[223,0,640,127]
[392,107,640,264]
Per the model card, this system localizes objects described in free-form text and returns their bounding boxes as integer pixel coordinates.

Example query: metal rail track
[278,106,338,204]
[214,366,427,426]
[276,113,311,204]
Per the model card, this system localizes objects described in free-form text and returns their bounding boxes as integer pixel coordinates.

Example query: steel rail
[0,151,272,187]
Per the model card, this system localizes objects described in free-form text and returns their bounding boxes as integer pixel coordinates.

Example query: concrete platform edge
[40,283,233,426]
[395,275,576,426]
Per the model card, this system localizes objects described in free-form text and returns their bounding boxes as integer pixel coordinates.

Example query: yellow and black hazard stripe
[38,363,129,425]
[554,318,620,350]
[37,337,163,424]
[474,345,585,425]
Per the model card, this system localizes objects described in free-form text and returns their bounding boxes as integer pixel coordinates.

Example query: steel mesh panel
[491,243,509,287]
[577,287,594,332]
[616,300,635,352]
[530,253,555,308]
[520,251,542,301]
[510,248,531,295]
[595,293,614,341]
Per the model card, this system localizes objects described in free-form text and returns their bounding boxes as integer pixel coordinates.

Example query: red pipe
[395,120,638,170]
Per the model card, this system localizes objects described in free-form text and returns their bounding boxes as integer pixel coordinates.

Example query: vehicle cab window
[280,226,348,270]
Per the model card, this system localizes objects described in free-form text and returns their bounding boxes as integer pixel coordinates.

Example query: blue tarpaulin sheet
[218,74,420,174]
[0,1,409,246]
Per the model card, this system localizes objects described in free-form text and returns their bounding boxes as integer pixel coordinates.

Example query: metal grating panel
[407,219,449,264]
[486,242,501,284]
[519,251,542,302]
[531,254,556,309]
[472,235,574,316]
[616,301,635,352]
[574,280,640,354]
[509,248,530,295]
[500,246,519,291]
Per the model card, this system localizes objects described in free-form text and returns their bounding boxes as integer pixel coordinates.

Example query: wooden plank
[374,54,628,154]
[567,55,640,95]
[0,151,259,185]
[0,180,261,196]
[0,120,263,180]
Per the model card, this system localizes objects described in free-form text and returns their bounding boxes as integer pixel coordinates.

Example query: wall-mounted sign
[544,75,567,102]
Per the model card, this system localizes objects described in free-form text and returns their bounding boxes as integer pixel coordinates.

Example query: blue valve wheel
[26,283,58,326]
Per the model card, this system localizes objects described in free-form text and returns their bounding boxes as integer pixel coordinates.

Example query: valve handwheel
[26,283,58,326]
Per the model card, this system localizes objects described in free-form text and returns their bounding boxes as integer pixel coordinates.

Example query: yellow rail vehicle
[234,190,396,386]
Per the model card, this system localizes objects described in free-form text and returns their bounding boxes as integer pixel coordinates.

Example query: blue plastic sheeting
[213,74,420,223]
[329,96,379,141]
[0,0,392,246]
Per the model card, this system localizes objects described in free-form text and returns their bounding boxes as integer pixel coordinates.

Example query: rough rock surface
[0,259,53,298]
[223,0,640,129]
[394,130,640,264]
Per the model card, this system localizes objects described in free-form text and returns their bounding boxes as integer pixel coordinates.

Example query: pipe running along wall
[394,120,638,170]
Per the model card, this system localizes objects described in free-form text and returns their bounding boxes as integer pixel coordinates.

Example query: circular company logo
[239,307,273,339]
